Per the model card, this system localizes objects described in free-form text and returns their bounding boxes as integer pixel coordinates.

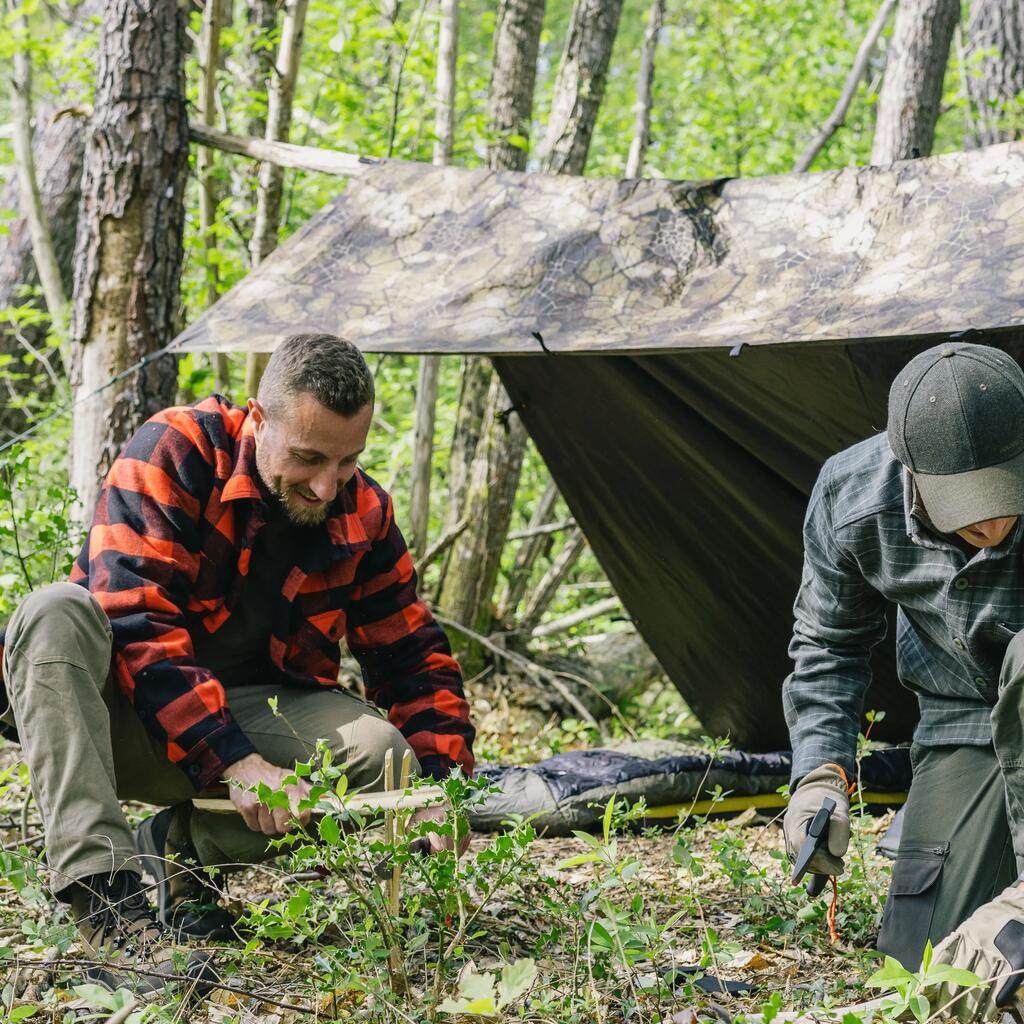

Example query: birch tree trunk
[0,0,102,432]
[409,0,458,555]
[7,4,68,341]
[963,0,1024,147]
[439,0,621,657]
[69,0,189,521]
[625,0,664,178]
[870,0,960,164]
[245,0,310,398]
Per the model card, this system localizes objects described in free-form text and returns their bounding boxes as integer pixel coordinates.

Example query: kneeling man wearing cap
[782,340,1024,1020]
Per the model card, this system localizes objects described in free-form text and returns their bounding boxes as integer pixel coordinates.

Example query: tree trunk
[518,527,587,634]
[0,0,102,433]
[486,0,546,171]
[7,3,68,342]
[439,0,621,660]
[245,0,309,397]
[499,477,559,619]
[963,0,1024,147]
[198,0,229,392]
[870,0,960,164]
[409,0,459,555]
[241,0,279,141]
[69,0,189,520]
[437,373,525,637]
[540,0,626,175]
[624,0,664,178]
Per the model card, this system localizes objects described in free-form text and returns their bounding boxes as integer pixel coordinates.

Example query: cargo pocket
[877,841,948,971]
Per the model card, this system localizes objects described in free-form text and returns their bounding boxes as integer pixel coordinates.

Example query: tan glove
[931,884,1024,1022]
[782,763,851,876]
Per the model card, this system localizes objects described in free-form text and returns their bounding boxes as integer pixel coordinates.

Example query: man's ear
[248,398,266,439]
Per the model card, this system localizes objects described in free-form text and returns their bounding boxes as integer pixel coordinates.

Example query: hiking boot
[69,870,216,995]
[135,805,238,941]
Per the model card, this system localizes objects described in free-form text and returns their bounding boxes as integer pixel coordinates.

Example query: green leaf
[923,963,983,987]
[463,997,498,1013]
[335,774,348,799]
[10,1007,38,1022]
[865,956,915,990]
[602,795,616,844]
[909,993,930,1023]
[498,958,537,1007]
[556,853,601,869]
[459,969,496,1002]
[319,815,341,845]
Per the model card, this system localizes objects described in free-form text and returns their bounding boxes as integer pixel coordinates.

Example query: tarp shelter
[176,142,1024,750]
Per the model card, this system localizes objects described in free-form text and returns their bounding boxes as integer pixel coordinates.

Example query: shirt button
[953,638,966,650]
[954,578,970,591]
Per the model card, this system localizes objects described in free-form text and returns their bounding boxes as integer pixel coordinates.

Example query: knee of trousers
[341,715,419,787]
[4,582,112,678]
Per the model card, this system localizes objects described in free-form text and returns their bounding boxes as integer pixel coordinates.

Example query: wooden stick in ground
[192,785,445,816]
[392,748,413,910]
[793,0,898,172]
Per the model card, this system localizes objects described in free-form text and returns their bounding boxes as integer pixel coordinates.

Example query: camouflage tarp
[177,142,1024,355]
[175,143,1024,750]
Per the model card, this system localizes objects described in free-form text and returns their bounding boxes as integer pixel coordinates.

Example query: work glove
[782,763,851,876]
[930,883,1024,1022]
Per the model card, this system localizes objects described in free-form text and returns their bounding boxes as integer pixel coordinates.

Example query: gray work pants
[878,630,1024,968]
[0,583,417,895]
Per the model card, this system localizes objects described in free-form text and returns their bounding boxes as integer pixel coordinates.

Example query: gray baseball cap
[888,342,1024,533]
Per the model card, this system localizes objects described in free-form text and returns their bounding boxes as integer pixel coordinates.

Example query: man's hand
[931,884,1024,1022]
[222,753,312,836]
[409,804,471,856]
[782,764,851,876]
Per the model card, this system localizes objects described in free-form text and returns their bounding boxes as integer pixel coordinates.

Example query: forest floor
[0,682,898,1024]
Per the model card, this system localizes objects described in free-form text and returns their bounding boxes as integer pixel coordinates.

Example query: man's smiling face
[250,391,373,526]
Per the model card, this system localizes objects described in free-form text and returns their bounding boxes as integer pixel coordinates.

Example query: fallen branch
[414,517,468,578]
[433,612,599,726]
[189,122,373,177]
[793,0,897,172]
[193,785,446,817]
[518,527,587,634]
[530,596,621,637]
[500,479,563,618]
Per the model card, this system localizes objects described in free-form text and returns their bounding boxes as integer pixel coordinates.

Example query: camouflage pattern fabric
[175,142,1024,356]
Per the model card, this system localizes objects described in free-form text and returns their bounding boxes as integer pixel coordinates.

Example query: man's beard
[255,447,329,527]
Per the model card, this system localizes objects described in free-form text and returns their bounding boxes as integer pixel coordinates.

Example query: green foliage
[865,944,982,1023]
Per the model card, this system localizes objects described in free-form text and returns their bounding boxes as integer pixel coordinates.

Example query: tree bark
[245,0,309,397]
[624,0,665,178]
[409,0,459,554]
[870,0,960,164]
[198,0,229,391]
[241,0,280,141]
[486,0,546,171]
[963,0,1024,147]
[439,0,621,659]
[518,527,587,634]
[7,4,69,342]
[499,477,560,619]
[540,0,626,175]
[69,0,189,520]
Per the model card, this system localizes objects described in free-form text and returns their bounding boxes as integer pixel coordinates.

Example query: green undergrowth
[0,719,953,1024]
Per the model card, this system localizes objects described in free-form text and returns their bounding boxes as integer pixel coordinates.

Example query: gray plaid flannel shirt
[784,432,1024,782]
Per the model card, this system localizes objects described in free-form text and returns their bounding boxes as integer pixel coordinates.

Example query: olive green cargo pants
[877,630,1024,969]
[0,583,418,896]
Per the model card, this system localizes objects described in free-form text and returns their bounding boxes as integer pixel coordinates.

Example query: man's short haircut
[257,333,374,420]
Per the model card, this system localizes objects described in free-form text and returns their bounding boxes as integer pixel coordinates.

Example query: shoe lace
[87,873,164,955]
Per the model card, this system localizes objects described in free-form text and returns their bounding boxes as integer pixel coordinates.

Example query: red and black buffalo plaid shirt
[13,396,474,789]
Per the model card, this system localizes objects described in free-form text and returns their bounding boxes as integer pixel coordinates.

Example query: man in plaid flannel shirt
[782,340,1024,1019]
[0,334,475,992]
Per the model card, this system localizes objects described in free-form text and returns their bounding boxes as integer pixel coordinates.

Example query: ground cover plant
[0,700,921,1024]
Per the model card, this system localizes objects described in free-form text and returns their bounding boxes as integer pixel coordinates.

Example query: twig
[507,518,576,541]
[413,517,468,578]
[104,998,140,1024]
[530,596,622,638]
[433,612,599,726]
[0,953,314,1013]
[793,0,898,172]
[386,0,432,159]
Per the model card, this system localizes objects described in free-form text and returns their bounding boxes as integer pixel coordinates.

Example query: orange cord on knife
[818,763,856,945]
